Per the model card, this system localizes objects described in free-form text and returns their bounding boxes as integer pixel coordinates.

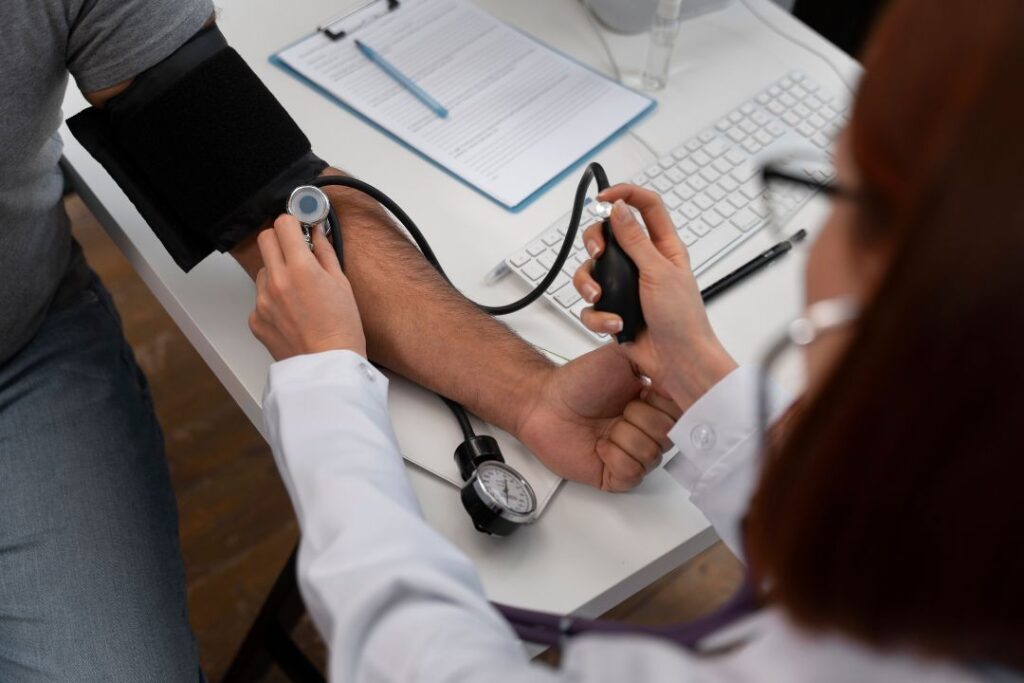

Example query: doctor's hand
[517,344,682,492]
[573,186,737,412]
[249,215,367,361]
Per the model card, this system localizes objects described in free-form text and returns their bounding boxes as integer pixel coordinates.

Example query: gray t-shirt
[0,0,213,365]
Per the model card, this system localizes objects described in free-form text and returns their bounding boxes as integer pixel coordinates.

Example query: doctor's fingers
[573,259,602,304]
[623,399,676,452]
[597,185,687,267]
[310,224,345,281]
[273,214,317,267]
[607,418,663,471]
[641,386,683,421]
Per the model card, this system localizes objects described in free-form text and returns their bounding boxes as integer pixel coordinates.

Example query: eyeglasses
[758,157,858,243]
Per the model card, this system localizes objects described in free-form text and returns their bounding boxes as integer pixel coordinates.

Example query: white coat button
[690,424,716,450]
[359,362,376,382]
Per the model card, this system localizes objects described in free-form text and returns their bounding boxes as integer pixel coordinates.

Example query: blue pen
[354,39,449,118]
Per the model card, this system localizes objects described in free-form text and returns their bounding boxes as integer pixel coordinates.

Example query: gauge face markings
[478,464,535,514]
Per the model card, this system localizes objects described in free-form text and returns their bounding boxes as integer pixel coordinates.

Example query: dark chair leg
[222,544,325,683]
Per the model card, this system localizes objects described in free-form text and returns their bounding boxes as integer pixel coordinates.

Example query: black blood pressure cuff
[67,25,328,271]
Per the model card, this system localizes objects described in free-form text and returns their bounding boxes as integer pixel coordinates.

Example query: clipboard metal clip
[319,0,400,41]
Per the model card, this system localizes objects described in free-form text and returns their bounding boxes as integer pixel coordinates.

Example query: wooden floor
[65,194,743,681]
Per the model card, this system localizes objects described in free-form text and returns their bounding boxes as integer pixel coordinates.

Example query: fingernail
[612,200,630,223]
[586,239,601,258]
[582,283,599,303]
[605,318,623,333]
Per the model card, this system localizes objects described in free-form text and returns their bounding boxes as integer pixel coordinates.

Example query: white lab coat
[263,351,985,683]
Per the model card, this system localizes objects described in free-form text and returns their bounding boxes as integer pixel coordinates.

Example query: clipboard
[272,0,656,212]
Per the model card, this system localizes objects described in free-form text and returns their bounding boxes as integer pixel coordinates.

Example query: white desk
[59,0,859,619]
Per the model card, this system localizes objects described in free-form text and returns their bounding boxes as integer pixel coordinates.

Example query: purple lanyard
[493,572,759,650]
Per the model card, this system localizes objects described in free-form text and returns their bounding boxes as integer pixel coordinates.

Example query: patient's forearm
[230,168,553,435]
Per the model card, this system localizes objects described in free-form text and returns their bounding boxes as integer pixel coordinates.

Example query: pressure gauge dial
[287,185,333,249]
[460,461,537,536]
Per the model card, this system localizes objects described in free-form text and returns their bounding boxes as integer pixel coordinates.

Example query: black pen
[700,230,808,303]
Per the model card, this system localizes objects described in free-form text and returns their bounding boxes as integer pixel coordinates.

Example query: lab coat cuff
[268,349,389,401]
[665,365,788,495]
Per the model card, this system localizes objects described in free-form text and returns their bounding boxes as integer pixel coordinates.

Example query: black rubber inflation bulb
[590,203,645,343]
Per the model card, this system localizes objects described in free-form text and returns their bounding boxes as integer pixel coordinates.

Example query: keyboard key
[632,173,647,185]
[703,138,728,157]
[663,190,683,209]
[821,104,837,119]
[767,101,786,115]
[731,208,761,232]
[686,139,702,152]
[680,202,701,220]
[768,85,782,97]
[715,202,737,219]
[725,148,746,166]
[679,227,698,245]
[707,184,726,201]
[740,179,762,200]
[703,210,724,228]
[554,284,582,307]
[791,84,808,99]
[794,103,811,119]
[522,260,546,281]
[670,210,685,227]
[805,94,823,110]
[690,218,711,236]
[742,138,762,154]
[808,113,827,129]
[726,127,746,143]
[673,147,690,160]
[718,175,738,192]
[527,241,546,256]
[691,150,712,166]
[646,164,663,178]
[687,175,708,191]
[797,121,817,137]
[780,77,793,89]
[756,92,771,105]
[766,121,785,137]
[812,132,831,149]
[782,111,801,126]
[739,119,758,134]
[751,110,770,126]
[699,130,715,143]
[699,166,720,183]
[791,70,805,82]
[677,159,699,175]
[712,157,733,174]
[754,130,773,146]
[510,251,530,267]
[666,166,686,184]
[779,93,797,108]
[674,184,695,201]
[716,118,731,131]
[729,193,749,209]
[538,250,556,269]
[729,110,744,123]
[659,155,676,169]
[653,176,673,192]
[732,163,759,183]
[694,193,714,210]
[546,272,570,295]
[750,199,770,218]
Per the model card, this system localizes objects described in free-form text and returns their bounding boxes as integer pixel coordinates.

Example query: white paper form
[277,0,654,209]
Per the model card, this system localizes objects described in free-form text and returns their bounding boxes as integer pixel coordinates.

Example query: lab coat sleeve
[664,366,792,559]
[262,350,711,683]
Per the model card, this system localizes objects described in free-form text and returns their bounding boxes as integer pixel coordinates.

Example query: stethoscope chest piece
[288,185,333,249]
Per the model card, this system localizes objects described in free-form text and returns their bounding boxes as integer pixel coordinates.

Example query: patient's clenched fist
[249,215,367,361]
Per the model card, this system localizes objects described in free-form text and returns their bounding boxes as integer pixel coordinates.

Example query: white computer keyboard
[496,71,847,342]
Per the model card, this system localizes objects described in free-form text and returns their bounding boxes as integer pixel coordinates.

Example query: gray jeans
[0,274,201,681]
